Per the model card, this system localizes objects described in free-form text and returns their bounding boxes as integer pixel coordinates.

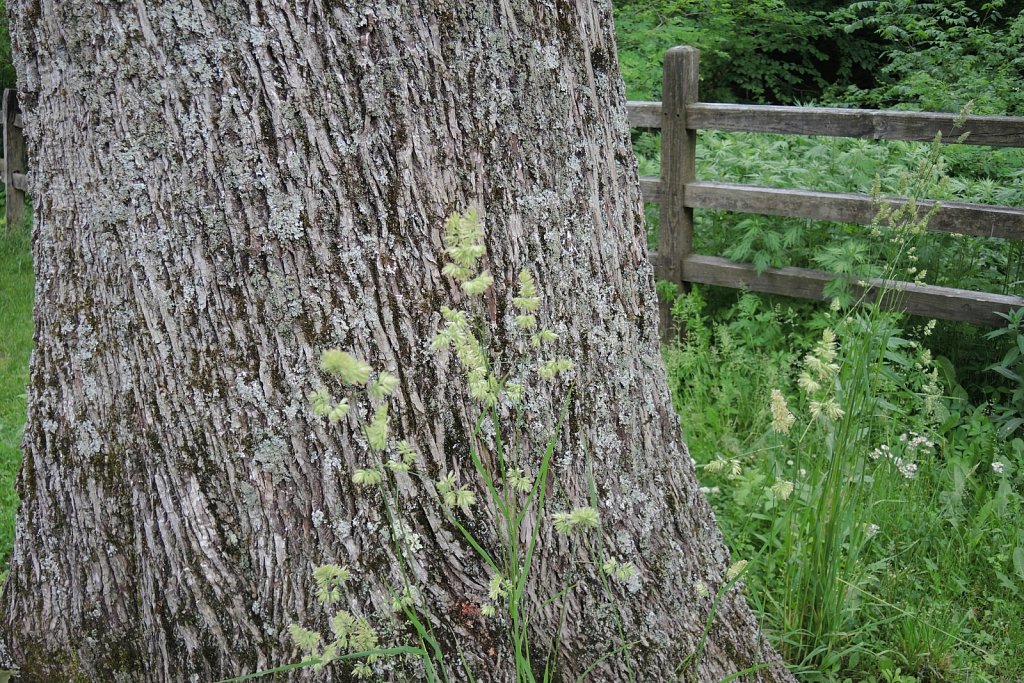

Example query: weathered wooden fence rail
[2,88,28,236]
[632,46,1024,327]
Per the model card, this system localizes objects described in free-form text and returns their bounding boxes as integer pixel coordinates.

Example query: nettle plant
[279,211,637,682]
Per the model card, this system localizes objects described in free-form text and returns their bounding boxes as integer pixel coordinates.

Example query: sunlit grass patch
[0,214,33,572]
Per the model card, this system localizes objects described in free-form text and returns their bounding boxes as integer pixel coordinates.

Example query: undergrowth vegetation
[663,286,1024,682]
[618,0,1024,681]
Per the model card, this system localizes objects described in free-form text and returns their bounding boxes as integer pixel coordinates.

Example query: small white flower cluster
[864,523,880,538]
[868,444,892,461]
[992,461,1006,475]
[869,431,936,480]
[897,461,918,479]
[869,445,918,478]
[899,431,935,457]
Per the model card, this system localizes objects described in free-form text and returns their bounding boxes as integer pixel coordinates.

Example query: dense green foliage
[618,0,1024,680]
[664,288,1024,682]
[614,0,1024,113]
[0,1,13,93]
[614,0,882,103]
[827,0,1024,115]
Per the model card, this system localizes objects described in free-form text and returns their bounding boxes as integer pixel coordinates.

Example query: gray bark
[3,1,794,681]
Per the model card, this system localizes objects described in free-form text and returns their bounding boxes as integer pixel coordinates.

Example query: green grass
[645,129,1024,679]
[664,287,1024,682]
[0,213,32,572]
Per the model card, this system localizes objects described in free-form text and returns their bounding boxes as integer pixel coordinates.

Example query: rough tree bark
[2,1,794,681]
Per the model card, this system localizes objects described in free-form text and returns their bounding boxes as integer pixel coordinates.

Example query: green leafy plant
[828,0,1024,115]
[613,0,880,104]
[983,308,1024,436]
[656,119,1024,679]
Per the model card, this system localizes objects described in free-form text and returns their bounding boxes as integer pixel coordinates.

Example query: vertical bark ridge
[3,0,794,681]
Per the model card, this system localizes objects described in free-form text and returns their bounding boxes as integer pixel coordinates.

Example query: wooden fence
[2,89,27,236]
[631,46,1024,327]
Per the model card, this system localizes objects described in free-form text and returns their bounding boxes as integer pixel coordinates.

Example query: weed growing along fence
[633,46,1024,327]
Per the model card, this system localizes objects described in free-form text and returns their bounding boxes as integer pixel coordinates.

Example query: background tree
[1,1,792,681]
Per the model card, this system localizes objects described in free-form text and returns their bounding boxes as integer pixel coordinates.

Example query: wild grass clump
[659,153,1024,680]
[223,211,650,682]
[668,284,1024,681]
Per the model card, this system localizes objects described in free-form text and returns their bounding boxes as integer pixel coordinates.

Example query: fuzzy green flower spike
[437,473,477,510]
[288,624,322,654]
[539,358,574,380]
[368,371,399,400]
[327,399,350,424]
[462,270,494,296]
[321,349,372,385]
[364,404,389,451]
[513,270,541,312]
[310,388,333,416]
[531,329,558,347]
[552,506,600,534]
[313,564,352,604]
[352,468,383,487]
[442,209,486,282]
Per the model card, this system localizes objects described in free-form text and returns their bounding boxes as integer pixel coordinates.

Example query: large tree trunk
[2,1,793,681]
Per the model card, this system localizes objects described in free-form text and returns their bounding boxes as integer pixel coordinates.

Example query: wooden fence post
[3,88,27,236]
[659,47,698,286]
[655,47,698,338]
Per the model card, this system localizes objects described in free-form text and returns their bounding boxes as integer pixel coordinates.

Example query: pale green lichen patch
[74,421,103,459]
[266,191,305,241]
[237,481,260,513]
[252,435,292,486]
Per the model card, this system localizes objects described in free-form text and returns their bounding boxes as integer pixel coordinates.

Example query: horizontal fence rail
[634,46,1024,327]
[1,166,28,192]
[637,179,1024,241]
[628,101,1024,147]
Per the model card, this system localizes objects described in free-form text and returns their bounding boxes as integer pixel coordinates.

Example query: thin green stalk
[380,482,451,682]
[214,647,428,683]
[572,640,643,683]
[675,564,752,679]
